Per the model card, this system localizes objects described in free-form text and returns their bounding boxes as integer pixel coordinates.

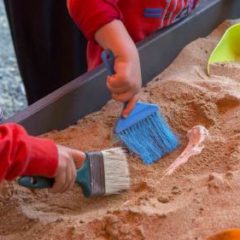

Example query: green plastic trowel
[207,23,240,75]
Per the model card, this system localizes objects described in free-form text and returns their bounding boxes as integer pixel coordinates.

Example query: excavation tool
[18,147,130,197]
[101,50,179,164]
[207,228,240,240]
[208,23,240,74]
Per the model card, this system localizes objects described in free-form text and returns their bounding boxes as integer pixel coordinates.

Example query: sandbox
[1,1,240,240]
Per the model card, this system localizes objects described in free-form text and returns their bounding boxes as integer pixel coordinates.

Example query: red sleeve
[0,123,58,182]
[67,0,122,41]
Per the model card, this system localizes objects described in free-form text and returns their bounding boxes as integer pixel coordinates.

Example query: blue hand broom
[101,50,179,164]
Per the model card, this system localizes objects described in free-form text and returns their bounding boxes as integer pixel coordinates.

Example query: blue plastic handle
[101,49,115,75]
[18,159,92,197]
[101,50,128,110]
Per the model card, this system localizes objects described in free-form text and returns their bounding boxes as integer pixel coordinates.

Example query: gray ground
[0,0,27,121]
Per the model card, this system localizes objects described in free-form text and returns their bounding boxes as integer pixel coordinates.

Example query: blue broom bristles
[117,112,179,164]
[101,49,179,163]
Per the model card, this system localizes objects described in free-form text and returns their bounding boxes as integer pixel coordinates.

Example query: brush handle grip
[101,50,128,109]
[101,49,115,75]
[18,159,91,197]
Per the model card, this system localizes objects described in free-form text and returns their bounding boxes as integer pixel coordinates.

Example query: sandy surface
[209,62,240,81]
[1,20,240,240]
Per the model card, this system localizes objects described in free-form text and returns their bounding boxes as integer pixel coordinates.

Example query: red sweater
[0,123,58,182]
[67,0,200,70]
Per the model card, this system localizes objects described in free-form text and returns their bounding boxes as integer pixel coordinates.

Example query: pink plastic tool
[163,125,209,176]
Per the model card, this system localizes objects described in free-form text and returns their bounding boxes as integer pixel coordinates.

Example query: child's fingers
[71,150,86,169]
[59,164,72,193]
[52,162,75,193]
[112,87,139,102]
[106,80,128,94]
[122,95,138,118]
[107,75,130,89]
[64,161,76,191]
[112,92,132,102]
[51,170,66,193]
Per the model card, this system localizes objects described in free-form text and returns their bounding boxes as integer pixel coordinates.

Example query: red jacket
[67,0,200,70]
[0,123,58,182]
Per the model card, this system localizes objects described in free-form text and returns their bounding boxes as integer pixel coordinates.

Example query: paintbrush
[101,50,179,164]
[18,147,130,197]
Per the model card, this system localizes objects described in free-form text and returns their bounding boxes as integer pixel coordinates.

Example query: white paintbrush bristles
[102,147,130,195]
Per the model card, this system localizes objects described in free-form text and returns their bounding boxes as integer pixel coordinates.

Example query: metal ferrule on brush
[86,152,106,197]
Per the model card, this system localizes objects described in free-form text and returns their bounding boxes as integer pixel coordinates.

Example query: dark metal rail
[5,0,240,135]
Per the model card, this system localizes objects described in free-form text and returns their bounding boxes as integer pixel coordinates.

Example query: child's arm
[67,0,142,116]
[95,20,142,117]
[0,123,85,193]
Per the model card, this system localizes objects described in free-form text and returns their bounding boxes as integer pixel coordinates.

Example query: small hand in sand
[50,145,85,193]
[163,125,209,176]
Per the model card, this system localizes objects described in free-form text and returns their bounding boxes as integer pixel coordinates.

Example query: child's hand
[51,145,85,193]
[107,48,141,118]
[95,20,142,117]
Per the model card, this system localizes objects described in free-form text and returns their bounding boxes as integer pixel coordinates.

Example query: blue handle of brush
[75,158,91,197]
[101,49,115,75]
[18,176,55,188]
[18,159,92,197]
[101,50,128,110]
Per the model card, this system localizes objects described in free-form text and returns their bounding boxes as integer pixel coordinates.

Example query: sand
[209,62,240,81]
[1,20,240,240]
